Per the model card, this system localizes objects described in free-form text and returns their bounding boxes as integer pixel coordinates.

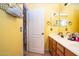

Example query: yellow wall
[59,4,79,33]
[26,3,79,51]
[26,3,61,50]
[50,3,79,35]
[0,4,23,56]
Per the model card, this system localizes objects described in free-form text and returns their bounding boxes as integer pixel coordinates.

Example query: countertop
[49,33,79,56]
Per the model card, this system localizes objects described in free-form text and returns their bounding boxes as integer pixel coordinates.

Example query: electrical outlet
[50,28,53,31]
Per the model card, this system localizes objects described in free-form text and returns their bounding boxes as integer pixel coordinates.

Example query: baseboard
[45,49,49,52]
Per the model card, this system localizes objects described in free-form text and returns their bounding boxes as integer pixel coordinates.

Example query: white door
[27,9,44,54]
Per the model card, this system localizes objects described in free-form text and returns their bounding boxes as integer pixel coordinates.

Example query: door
[27,9,44,54]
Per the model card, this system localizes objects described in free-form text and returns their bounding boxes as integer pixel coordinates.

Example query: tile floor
[24,51,51,56]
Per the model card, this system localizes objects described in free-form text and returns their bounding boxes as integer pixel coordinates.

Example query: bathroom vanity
[49,33,79,56]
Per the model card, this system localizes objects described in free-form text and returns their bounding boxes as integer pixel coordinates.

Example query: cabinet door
[65,48,76,56]
[49,37,53,55]
[49,37,57,56]
[57,43,64,53]
[53,49,57,56]
[52,39,57,51]
[53,39,57,45]
[57,49,64,56]
[53,44,56,51]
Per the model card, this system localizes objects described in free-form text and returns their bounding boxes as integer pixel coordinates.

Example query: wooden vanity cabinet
[49,36,76,56]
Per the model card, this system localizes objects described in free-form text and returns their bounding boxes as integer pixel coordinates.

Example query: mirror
[60,19,68,27]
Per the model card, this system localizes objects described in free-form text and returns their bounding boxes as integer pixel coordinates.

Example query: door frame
[26,10,29,51]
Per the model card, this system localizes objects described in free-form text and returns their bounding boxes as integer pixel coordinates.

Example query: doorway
[27,8,44,54]
[23,4,27,54]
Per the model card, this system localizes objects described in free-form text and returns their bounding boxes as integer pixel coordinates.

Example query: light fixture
[6,7,23,18]
[0,3,23,18]
[64,3,68,6]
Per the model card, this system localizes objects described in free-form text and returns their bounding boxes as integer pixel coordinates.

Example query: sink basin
[57,34,64,38]
[71,43,79,47]
[69,41,79,47]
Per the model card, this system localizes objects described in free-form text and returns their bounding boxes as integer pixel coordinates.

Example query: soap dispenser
[71,33,76,41]
[76,33,79,42]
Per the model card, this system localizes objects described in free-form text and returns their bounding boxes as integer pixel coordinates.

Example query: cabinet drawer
[53,39,56,45]
[49,48,53,56]
[57,49,64,56]
[65,48,76,56]
[49,38,53,46]
[53,50,57,56]
[57,43,64,52]
[53,44,56,50]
